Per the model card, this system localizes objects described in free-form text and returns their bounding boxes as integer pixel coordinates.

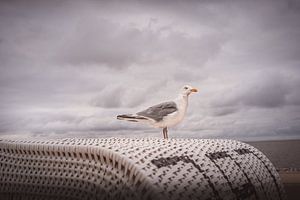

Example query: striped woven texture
[0,138,285,200]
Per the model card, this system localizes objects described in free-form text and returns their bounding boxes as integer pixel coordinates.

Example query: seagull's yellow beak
[191,88,198,93]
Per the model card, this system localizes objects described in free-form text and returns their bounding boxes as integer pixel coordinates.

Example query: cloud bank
[0,0,300,140]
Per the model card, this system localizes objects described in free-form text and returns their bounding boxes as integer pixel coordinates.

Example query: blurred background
[0,0,300,141]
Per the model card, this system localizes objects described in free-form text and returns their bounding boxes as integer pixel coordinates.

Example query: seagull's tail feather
[117,114,149,122]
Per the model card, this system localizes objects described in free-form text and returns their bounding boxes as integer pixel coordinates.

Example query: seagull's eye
[184,86,188,90]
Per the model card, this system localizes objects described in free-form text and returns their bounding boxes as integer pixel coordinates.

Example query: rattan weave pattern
[0,138,285,200]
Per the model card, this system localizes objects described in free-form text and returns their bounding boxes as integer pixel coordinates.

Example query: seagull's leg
[165,127,169,139]
[163,127,167,139]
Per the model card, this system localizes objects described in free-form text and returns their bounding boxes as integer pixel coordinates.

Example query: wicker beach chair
[0,138,285,200]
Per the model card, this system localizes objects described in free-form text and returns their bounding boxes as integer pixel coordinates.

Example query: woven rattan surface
[0,138,285,200]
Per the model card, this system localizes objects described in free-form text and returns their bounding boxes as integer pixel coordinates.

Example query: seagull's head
[181,85,198,96]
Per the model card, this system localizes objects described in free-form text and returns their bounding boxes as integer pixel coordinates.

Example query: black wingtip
[117,114,130,120]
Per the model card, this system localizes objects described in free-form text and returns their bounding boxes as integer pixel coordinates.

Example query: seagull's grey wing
[137,101,178,122]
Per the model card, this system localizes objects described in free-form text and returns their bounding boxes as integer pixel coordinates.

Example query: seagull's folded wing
[137,101,178,122]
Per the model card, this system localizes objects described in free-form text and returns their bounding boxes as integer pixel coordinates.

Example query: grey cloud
[90,81,169,109]
[238,73,290,108]
[285,72,300,106]
[58,18,146,68]
[210,106,239,117]
[161,33,225,67]
[287,90,300,106]
[57,18,225,68]
[90,86,124,108]
[123,81,169,108]
[211,71,293,109]
[0,108,148,138]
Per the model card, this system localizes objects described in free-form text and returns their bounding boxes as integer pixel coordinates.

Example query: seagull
[117,85,198,139]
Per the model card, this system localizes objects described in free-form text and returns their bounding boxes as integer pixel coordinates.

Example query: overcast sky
[0,0,300,140]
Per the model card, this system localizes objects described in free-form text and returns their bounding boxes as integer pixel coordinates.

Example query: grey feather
[137,101,178,122]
